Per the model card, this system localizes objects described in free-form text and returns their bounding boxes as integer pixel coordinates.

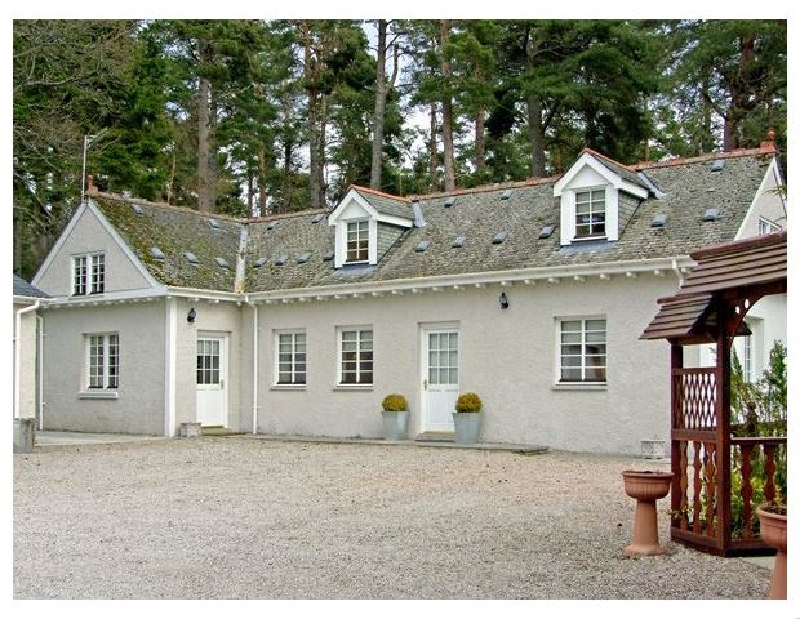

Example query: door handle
[220,378,225,389]
[423,378,428,390]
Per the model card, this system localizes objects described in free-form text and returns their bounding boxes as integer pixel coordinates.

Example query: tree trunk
[428,101,438,193]
[247,164,255,215]
[197,75,212,212]
[439,20,455,193]
[317,94,327,207]
[525,29,546,178]
[475,103,486,175]
[370,19,388,190]
[282,91,293,213]
[527,93,546,178]
[302,22,322,209]
[257,142,268,217]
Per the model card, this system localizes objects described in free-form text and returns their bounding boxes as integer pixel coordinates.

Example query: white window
[73,252,105,295]
[758,217,779,235]
[346,221,369,263]
[558,318,606,383]
[574,190,606,239]
[339,328,373,385]
[743,334,753,383]
[86,333,119,389]
[275,331,307,385]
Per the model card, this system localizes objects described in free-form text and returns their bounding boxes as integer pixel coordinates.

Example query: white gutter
[14,300,40,420]
[164,297,178,437]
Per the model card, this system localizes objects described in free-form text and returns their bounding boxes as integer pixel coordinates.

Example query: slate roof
[93,196,241,290]
[85,146,777,294]
[13,275,49,298]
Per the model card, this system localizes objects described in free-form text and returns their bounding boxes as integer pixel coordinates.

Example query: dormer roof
[554,149,650,199]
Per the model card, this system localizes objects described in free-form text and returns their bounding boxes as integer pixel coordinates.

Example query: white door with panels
[195,334,228,427]
[421,328,459,432]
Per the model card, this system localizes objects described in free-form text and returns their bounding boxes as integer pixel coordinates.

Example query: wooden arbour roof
[641,230,787,343]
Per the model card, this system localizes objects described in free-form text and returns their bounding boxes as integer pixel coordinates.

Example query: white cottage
[30,144,787,454]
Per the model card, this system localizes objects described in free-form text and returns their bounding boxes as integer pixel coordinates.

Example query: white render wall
[254,274,678,455]
[40,302,166,434]
[173,298,244,435]
[13,302,39,419]
[34,204,152,296]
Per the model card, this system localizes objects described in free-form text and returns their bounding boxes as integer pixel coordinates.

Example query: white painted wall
[254,274,677,454]
[40,302,166,434]
[13,302,39,419]
[736,159,786,238]
[34,206,152,297]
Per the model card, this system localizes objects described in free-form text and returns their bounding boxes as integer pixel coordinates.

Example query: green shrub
[381,394,408,411]
[455,392,482,413]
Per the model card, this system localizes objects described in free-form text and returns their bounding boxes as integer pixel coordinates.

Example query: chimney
[87,174,98,195]
[760,127,777,153]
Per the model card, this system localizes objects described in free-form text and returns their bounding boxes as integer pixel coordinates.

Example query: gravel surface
[13,437,771,599]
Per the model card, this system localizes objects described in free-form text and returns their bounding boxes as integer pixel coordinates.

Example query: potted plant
[381,394,409,440]
[756,501,787,599]
[453,392,482,444]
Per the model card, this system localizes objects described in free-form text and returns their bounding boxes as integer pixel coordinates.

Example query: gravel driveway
[13,437,771,599]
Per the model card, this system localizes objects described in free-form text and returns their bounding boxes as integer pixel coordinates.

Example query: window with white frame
[758,216,780,235]
[558,318,606,383]
[276,331,307,385]
[73,252,105,295]
[339,328,373,385]
[574,190,606,239]
[86,333,119,389]
[346,221,369,263]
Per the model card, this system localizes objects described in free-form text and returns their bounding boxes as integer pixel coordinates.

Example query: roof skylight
[132,204,144,215]
[538,225,555,239]
[323,250,335,262]
[208,218,220,229]
[444,197,456,208]
[492,231,509,244]
[150,247,165,260]
[184,252,199,265]
[267,221,278,231]
[702,208,720,222]
[275,254,289,266]
[651,214,667,228]
[414,240,430,253]
[710,160,725,172]
[500,190,512,201]
[253,257,267,268]
[452,235,466,248]
[311,213,325,224]
[297,252,311,264]
[215,257,229,269]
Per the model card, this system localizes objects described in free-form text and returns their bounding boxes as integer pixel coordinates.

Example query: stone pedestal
[640,439,666,459]
[14,418,36,453]
[180,422,202,438]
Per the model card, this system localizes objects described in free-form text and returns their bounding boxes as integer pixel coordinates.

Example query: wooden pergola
[641,230,787,556]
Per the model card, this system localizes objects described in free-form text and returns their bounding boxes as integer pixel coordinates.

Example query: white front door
[421,329,459,432]
[195,334,227,426]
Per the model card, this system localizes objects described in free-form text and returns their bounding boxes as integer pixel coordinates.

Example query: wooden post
[670,342,683,521]
[715,300,733,553]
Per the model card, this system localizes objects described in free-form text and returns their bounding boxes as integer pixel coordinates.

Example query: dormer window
[554,151,649,246]
[346,220,369,263]
[329,187,414,269]
[575,190,606,238]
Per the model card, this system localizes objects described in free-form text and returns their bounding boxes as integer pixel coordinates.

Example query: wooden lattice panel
[673,369,716,430]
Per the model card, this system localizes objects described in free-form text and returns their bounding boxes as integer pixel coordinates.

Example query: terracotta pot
[622,470,674,557]
[757,505,787,600]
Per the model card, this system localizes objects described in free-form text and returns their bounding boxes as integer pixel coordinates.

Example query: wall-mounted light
[499,291,509,310]
[187,307,196,323]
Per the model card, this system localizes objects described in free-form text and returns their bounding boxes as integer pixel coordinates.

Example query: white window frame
[758,216,780,235]
[83,332,119,393]
[72,251,105,296]
[345,220,370,264]
[337,327,374,387]
[574,188,606,240]
[274,330,307,386]
[556,317,607,384]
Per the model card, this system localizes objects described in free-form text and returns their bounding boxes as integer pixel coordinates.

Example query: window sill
[78,390,119,400]
[333,385,374,392]
[551,383,607,392]
[270,384,307,391]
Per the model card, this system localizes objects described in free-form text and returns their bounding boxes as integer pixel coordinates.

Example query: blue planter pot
[452,412,481,444]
